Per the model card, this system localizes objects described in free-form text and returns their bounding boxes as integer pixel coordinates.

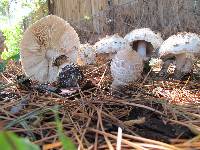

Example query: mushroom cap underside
[20,15,80,83]
[159,32,200,58]
[124,28,163,51]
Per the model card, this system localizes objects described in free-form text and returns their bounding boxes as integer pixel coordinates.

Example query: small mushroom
[57,64,84,88]
[77,43,96,66]
[94,34,129,64]
[20,15,80,83]
[158,32,200,78]
[124,28,163,60]
[149,58,164,73]
[110,46,143,89]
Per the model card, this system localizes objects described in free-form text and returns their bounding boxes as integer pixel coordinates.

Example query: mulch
[0,62,200,150]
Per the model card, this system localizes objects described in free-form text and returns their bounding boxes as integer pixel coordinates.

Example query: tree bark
[0,31,5,52]
[48,0,54,15]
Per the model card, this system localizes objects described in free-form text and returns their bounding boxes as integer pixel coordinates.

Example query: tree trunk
[0,31,5,52]
[48,0,54,15]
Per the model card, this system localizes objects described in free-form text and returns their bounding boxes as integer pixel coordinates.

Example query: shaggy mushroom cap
[95,34,129,54]
[77,43,96,66]
[20,15,80,83]
[94,34,129,64]
[110,46,143,88]
[124,28,163,60]
[159,32,200,77]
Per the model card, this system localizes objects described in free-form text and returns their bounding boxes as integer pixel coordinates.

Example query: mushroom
[77,43,96,66]
[158,32,200,78]
[149,58,164,73]
[124,28,163,60]
[94,34,129,64]
[58,63,84,88]
[20,15,80,83]
[110,45,143,89]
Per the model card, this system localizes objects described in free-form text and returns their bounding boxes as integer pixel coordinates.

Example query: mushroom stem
[175,53,194,75]
[137,41,147,59]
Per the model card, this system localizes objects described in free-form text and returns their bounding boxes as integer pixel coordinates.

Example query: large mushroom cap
[77,43,96,66]
[124,28,163,56]
[20,15,80,83]
[159,32,200,58]
[94,34,129,54]
[111,46,143,87]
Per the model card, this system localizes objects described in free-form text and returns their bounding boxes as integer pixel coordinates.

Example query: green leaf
[0,131,40,150]
[0,0,9,16]
[2,25,22,61]
[54,108,77,150]
[1,51,20,61]
[10,53,20,61]
[0,60,7,72]
[59,129,77,150]
[59,131,77,150]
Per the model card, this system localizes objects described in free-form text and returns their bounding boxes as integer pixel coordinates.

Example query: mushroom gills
[20,15,80,83]
[137,41,147,59]
[53,55,69,67]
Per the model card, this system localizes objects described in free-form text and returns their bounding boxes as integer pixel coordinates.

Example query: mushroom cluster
[20,15,200,92]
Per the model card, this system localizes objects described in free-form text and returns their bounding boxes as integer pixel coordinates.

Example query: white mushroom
[20,15,80,83]
[77,43,96,66]
[124,28,163,60]
[159,32,200,77]
[149,58,164,72]
[94,34,129,64]
[110,46,143,89]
